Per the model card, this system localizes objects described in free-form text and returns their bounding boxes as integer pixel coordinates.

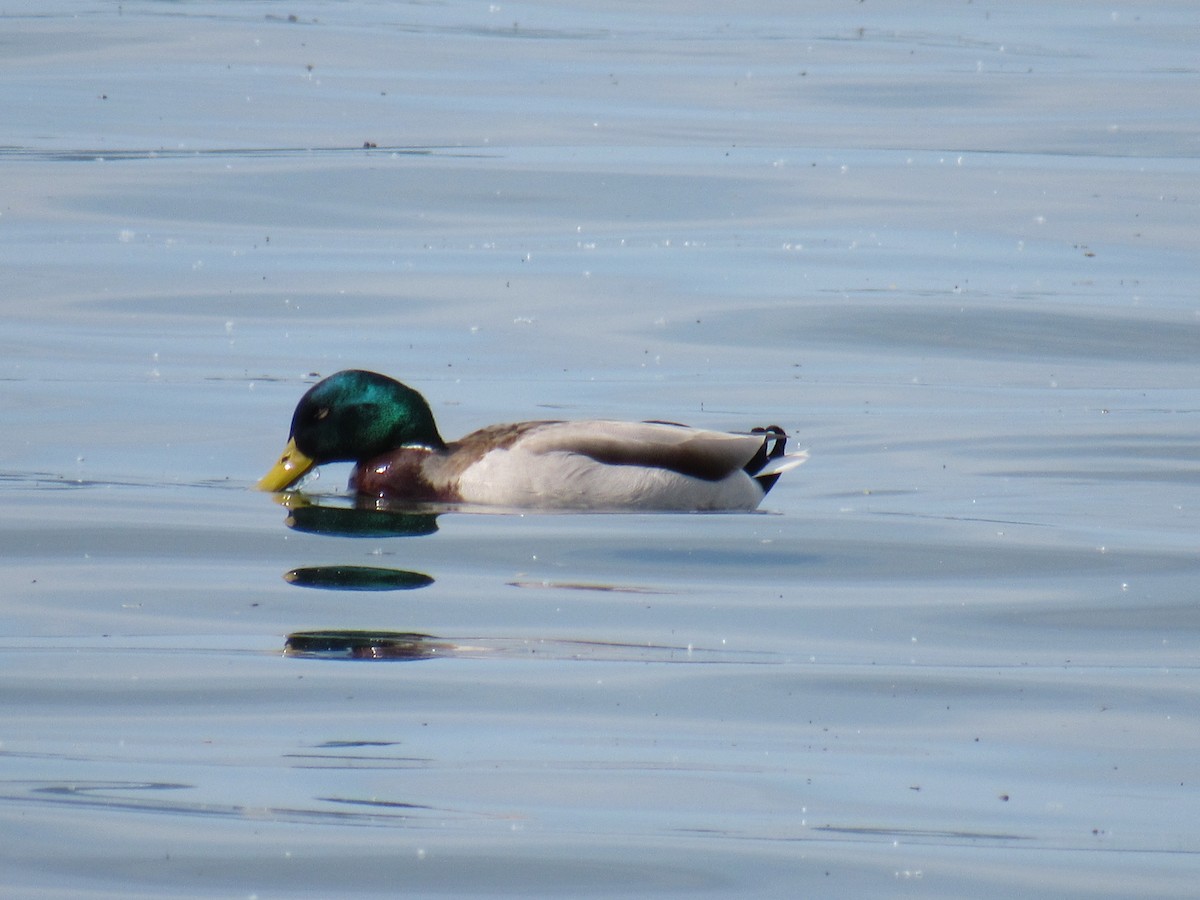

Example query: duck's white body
[353,419,807,511]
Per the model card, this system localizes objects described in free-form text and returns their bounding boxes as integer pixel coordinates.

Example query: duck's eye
[314,407,331,421]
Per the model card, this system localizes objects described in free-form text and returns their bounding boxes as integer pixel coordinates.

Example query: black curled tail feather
[746,426,788,495]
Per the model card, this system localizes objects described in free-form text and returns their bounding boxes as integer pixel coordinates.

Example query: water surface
[2,2,1199,896]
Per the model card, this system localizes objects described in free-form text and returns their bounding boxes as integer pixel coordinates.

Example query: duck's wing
[513,420,790,482]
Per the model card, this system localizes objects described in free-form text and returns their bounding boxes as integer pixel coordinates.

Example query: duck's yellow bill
[257,437,316,492]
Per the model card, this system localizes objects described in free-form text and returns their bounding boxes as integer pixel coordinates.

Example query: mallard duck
[257,370,806,510]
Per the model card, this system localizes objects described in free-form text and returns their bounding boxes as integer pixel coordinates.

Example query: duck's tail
[746,426,808,496]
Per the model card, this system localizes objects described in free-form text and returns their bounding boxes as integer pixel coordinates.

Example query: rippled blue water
[3,2,1199,896]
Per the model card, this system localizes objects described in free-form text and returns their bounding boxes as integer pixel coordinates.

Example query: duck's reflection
[274,495,437,592]
[281,494,439,538]
[283,631,781,664]
[285,630,453,661]
[284,565,434,591]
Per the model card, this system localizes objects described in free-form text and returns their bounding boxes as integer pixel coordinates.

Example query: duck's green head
[257,370,445,492]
